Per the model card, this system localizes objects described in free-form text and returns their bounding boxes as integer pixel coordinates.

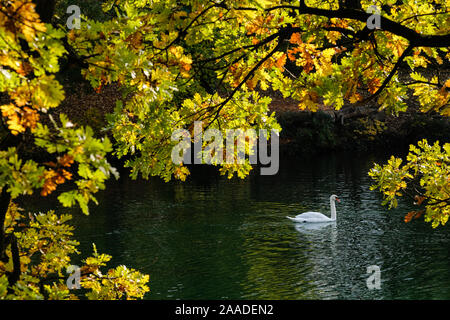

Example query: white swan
[287,195,340,223]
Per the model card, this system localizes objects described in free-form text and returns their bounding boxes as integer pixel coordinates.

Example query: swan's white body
[287,195,340,223]
[287,211,334,223]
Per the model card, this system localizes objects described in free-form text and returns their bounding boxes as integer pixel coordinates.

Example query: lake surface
[27,152,450,299]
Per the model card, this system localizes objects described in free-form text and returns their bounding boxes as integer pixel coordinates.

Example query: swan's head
[330,194,340,203]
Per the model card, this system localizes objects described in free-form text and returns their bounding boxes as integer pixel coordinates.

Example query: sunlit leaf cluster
[0,203,149,299]
[370,139,450,228]
[0,0,118,213]
[72,0,449,183]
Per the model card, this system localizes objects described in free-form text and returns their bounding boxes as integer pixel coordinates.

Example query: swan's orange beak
[336,198,340,203]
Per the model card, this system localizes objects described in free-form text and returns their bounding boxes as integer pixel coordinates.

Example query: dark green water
[24,152,450,299]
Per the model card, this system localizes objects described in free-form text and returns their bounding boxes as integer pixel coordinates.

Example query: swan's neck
[330,199,337,220]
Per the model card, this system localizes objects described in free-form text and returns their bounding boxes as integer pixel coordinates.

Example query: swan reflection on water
[294,221,336,232]
[293,221,338,244]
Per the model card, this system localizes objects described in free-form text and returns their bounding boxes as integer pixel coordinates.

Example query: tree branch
[0,188,10,262]
[266,5,450,47]
[207,41,282,128]
[360,43,414,103]
[7,234,20,286]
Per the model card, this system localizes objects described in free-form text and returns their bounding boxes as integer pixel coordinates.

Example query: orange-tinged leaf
[17,61,33,76]
[349,92,362,103]
[58,154,74,167]
[1,104,16,117]
[289,33,302,45]
[41,172,57,196]
[287,48,298,61]
[414,195,426,205]
[276,53,286,71]
[368,78,381,94]
[55,175,65,184]
[61,169,72,180]
[404,211,415,223]
[404,209,425,223]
